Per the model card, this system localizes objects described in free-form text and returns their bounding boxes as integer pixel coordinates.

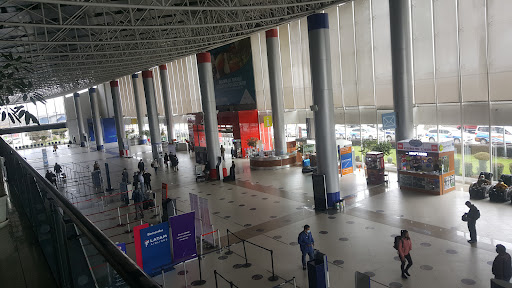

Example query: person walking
[151,159,159,175]
[171,154,179,171]
[132,172,139,190]
[53,144,58,153]
[143,170,152,191]
[220,145,225,161]
[138,171,145,193]
[298,224,315,270]
[492,244,512,283]
[164,153,169,168]
[121,168,129,184]
[464,201,480,243]
[132,187,144,220]
[138,159,145,172]
[53,163,62,179]
[93,161,100,171]
[398,230,413,279]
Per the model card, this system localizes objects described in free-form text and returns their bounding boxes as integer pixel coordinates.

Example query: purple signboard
[169,212,197,263]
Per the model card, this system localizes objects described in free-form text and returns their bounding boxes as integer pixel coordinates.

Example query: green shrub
[464,162,473,177]
[474,152,490,161]
[493,163,505,181]
[455,159,461,176]
[509,162,512,175]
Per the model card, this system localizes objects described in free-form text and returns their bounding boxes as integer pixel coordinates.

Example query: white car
[350,128,377,140]
[423,127,472,143]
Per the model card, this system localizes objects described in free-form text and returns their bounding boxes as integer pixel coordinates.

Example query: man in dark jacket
[132,188,144,220]
[298,224,315,270]
[54,163,62,178]
[132,172,139,190]
[138,159,145,172]
[465,201,480,243]
[121,168,129,184]
[493,244,512,283]
[143,171,152,191]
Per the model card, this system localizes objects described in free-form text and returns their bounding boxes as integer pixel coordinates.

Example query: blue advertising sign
[139,222,173,276]
[115,242,127,254]
[169,212,197,263]
[209,38,256,111]
[382,112,396,130]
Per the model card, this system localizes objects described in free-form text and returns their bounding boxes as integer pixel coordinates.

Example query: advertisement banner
[209,38,256,111]
[169,212,197,263]
[133,223,149,269]
[139,222,173,276]
[340,147,353,175]
[42,148,48,167]
[189,193,201,238]
[199,197,214,244]
[116,243,127,254]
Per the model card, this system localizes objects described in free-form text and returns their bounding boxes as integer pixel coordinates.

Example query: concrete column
[307,13,340,208]
[197,52,221,177]
[265,29,286,156]
[141,70,162,161]
[89,88,104,151]
[109,80,127,157]
[389,0,414,141]
[73,92,87,147]
[158,64,175,143]
[131,73,145,138]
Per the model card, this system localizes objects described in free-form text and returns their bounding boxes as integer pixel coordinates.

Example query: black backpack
[393,235,403,250]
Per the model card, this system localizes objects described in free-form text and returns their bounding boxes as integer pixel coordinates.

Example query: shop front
[397,139,456,195]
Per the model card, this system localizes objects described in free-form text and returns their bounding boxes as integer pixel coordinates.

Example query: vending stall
[365,151,385,185]
[397,139,456,195]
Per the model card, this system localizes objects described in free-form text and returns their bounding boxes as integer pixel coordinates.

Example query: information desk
[397,139,456,195]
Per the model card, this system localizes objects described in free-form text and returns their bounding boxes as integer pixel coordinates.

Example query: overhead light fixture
[65,94,73,98]
[77,89,88,93]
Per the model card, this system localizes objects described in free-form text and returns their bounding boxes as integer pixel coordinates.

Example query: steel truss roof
[0,0,344,100]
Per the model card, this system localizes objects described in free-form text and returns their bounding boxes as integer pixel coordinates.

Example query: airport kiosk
[397,139,456,195]
[365,151,385,185]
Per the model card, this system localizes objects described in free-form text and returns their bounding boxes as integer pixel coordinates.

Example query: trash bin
[307,250,328,288]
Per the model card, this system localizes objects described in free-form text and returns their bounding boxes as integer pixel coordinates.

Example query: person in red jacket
[398,230,413,279]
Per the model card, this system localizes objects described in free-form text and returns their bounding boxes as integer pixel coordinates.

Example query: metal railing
[0,137,160,288]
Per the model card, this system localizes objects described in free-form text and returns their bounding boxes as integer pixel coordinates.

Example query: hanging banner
[209,38,256,111]
[189,193,201,238]
[263,116,273,128]
[340,146,353,175]
[133,223,149,269]
[161,183,168,201]
[169,212,197,263]
[139,222,173,276]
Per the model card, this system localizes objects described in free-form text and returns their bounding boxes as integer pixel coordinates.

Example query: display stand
[397,139,455,195]
[365,151,385,185]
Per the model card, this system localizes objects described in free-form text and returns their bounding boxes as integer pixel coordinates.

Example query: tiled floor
[16,143,512,288]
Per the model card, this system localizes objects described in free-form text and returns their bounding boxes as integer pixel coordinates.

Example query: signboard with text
[139,222,173,276]
[397,139,454,152]
[169,212,197,263]
[340,146,354,175]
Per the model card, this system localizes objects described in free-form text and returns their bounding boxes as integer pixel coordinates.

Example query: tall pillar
[196,52,221,177]
[159,64,175,143]
[131,73,145,140]
[110,80,127,157]
[73,92,87,147]
[389,0,414,141]
[89,87,104,151]
[265,29,287,156]
[307,13,340,208]
[141,70,162,161]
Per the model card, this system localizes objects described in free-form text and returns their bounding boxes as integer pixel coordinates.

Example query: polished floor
[17,143,512,288]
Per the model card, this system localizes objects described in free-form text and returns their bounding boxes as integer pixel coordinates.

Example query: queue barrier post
[117,207,122,226]
[125,214,131,233]
[241,240,251,268]
[268,250,279,281]
[190,253,206,286]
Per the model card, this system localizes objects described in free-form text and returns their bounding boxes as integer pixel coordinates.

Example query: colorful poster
[209,38,256,111]
[340,147,353,175]
[133,223,149,269]
[139,222,173,276]
[169,212,197,263]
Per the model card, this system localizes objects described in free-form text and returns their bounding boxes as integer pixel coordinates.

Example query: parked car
[457,125,478,133]
[474,126,512,145]
[423,127,471,143]
[382,129,395,142]
[350,128,377,140]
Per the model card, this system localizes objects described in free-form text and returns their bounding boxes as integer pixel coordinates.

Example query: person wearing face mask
[298,224,315,270]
